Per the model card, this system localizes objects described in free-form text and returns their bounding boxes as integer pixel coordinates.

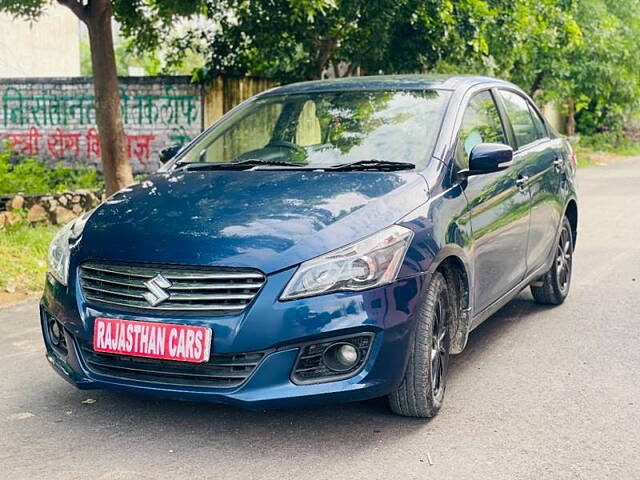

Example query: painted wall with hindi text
[0,76,203,173]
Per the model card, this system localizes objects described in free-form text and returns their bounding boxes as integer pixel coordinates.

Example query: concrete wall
[0,5,80,78]
[1,76,203,172]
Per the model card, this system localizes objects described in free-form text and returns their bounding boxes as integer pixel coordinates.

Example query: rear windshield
[175,89,450,170]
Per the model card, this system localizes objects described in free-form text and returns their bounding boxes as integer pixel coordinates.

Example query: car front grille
[78,340,269,389]
[79,261,266,315]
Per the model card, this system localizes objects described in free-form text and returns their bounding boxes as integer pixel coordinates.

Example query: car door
[496,90,562,273]
[455,90,531,314]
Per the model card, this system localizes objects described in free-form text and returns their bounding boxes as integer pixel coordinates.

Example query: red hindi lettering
[46,128,81,159]
[6,126,41,156]
[127,134,155,164]
[86,128,101,159]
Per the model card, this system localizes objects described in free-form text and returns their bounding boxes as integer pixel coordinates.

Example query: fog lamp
[48,317,65,349]
[323,342,360,372]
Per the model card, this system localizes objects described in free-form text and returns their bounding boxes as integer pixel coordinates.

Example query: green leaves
[112,0,207,53]
[0,151,101,195]
[0,0,46,18]
[2,0,638,137]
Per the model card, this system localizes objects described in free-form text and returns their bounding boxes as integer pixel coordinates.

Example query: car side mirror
[462,143,513,176]
[159,143,183,164]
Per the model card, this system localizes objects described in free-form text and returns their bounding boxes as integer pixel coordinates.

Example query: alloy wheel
[556,226,572,294]
[430,295,449,400]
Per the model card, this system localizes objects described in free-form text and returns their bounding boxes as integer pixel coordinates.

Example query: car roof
[259,74,517,96]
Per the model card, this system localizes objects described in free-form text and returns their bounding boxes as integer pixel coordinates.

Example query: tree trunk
[566,97,576,137]
[314,37,336,80]
[345,62,359,77]
[529,70,545,98]
[82,0,133,195]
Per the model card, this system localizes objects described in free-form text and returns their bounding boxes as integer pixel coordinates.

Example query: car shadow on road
[37,292,551,452]
[447,291,551,381]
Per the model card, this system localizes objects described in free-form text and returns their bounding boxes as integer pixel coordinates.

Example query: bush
[577,132,640,155]
[0,151,103,195]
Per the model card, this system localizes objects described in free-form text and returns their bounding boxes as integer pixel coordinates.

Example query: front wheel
[389,272,451,418]
[531,216,574,305]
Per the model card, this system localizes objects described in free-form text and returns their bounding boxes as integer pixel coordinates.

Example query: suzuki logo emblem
[143,274,172,307]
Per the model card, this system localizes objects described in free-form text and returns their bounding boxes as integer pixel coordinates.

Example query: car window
[176,90,451,170]
[499,90,542,149]
[528,103,548,139]
[202,103,284,165]
[455,91,507,169]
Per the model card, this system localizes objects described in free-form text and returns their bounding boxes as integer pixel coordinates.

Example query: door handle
[516,175,529,191]
[553,157,564,172]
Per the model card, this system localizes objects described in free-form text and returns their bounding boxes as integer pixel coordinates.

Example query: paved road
[1,158,639,480]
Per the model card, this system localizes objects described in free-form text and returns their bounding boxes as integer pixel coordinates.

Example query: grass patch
[578,133,640,155]
[0,222,59,294]
[574,147,600,168]
[574,146,638,168]
[573,134,640,168]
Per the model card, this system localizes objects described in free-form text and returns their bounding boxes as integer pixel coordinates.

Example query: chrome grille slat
[168,292,256,301]
[81,273,150,289]
[84,295,248,311]
[168,283,262,290]
[81,265,154,279]
[79,261,265,314]
[83,285,143,299]
[163,273,265,281]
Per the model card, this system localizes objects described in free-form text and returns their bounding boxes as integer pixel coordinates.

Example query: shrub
[0,150,103,195]
[577,132,640,155]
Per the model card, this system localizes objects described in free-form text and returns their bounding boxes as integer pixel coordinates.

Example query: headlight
[47,211,91,286]
[280,225,414,300]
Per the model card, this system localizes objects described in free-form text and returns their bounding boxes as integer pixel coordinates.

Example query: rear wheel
[389,272,451,418]
[531,216,573,305]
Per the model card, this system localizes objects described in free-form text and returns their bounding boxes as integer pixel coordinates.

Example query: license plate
[93,317,212,363]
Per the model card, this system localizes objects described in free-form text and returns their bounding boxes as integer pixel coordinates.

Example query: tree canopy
[0,0,206,49]
[0,0,210,194]
[2,0,638,139]
[188,0,640,136]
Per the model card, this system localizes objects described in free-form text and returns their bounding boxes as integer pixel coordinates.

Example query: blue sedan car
[42,75,578,417]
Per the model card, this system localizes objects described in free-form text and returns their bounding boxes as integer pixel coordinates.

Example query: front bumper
[40,269,428,409]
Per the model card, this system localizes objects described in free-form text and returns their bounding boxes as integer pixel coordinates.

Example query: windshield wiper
[175,159,309,171]
[175,159,416,172]
[329,159,416,172]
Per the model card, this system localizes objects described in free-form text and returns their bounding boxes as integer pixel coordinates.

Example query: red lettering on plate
[93,318,211,363]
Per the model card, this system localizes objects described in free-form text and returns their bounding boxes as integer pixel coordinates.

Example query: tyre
[389,272,451,418]
[531,216,574,305]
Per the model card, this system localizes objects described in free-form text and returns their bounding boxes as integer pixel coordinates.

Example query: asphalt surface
[1,158,639,480]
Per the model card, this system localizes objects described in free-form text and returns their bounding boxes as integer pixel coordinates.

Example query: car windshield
[175,89,450,170]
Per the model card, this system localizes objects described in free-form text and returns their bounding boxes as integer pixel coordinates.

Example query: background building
[0,4,80,78]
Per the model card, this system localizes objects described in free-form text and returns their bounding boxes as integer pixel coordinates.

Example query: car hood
[77,169,429,273]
